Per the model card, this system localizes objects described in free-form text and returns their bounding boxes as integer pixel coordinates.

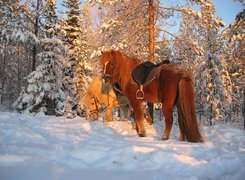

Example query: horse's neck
[116,55,139,92]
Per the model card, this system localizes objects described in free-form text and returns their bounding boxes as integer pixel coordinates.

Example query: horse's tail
[177,77,203,142]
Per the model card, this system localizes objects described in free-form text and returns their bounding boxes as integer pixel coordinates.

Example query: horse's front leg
[131,101,146,137]
[105,108,112,122]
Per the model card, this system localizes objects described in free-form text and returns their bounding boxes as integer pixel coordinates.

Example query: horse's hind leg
[162,101,174,140]
[177,104,185,141]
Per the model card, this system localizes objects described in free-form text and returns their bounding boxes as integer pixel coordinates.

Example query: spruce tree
[194,0,232,125]
[222,10,244,121]
[13,0,67,115]
[61,0,92,117]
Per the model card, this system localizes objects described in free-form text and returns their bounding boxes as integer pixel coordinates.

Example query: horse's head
[100,50,117,84]
[84,92,100,120]
[86,96,102,120]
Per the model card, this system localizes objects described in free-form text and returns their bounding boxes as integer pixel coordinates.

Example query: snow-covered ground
[0,111,244,180]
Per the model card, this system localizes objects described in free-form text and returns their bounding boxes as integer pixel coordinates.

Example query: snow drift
[0,111,244,180]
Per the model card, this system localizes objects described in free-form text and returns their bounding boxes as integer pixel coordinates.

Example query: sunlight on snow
[174,154,208,166]
[132,146,156,153]
[0,155,28,166]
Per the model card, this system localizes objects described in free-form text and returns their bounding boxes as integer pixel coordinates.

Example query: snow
[0,111,244,180]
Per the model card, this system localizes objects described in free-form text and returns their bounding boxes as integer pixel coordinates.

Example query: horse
[84,76,130,122]
[100,50,203,142]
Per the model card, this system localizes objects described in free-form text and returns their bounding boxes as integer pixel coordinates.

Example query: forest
[0,1,244,179]
[0,0,244,126]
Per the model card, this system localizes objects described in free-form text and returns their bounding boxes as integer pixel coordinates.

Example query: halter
[102,60,114,83]
[102,73,113,83]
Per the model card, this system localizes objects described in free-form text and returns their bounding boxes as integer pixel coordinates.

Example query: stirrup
[136,85,144,100]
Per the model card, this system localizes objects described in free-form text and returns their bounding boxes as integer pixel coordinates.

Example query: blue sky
[161,0,243,27]
[57,0,243,27]
[212,0,243,26]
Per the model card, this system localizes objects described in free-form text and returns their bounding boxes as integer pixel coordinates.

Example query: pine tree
[0,0,38,107]
[13,0,67,115]
[193,0,232,125]
[222,10,244,121]
[61,0,93,117]
[172,3,201,70]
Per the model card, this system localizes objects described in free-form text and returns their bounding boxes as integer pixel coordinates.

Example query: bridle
[102,60,114,83]
[102,60,124,96]
[102,73,113,83]
[89,84,110,119]
[89,96,110,120]
[89,81,125,120]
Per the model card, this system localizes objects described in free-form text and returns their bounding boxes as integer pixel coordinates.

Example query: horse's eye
[110,62,115,66]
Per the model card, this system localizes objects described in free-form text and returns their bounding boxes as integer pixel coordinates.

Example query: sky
[210,0,243,26]
[161,0,243,30]
[57,0,243,28]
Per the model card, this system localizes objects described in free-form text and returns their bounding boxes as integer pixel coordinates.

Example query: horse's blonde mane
[87,76,113,98]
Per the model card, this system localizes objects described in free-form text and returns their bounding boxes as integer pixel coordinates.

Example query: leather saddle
[132,60,170,99]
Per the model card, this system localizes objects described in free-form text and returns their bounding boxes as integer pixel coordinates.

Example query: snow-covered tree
[171,4,201,70]
[13,0,67,115]
[222,9,244,121]
[88,0,150,61]
[61,0,93,117]
[0,0,38,107]
[193,0,232,125]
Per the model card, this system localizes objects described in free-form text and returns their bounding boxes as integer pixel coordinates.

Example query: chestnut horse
[101,50,203,142]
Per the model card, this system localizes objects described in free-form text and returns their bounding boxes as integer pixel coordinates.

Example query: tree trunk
[148,0,155,120]
[149,0,155,62]
[0,42,7,105]
[32,0,40,71]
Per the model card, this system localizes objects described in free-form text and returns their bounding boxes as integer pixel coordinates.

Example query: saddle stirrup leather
[136,85,144,100]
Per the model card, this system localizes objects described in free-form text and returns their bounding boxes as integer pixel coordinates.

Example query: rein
[89,96,110,119]
[89,84,110,117]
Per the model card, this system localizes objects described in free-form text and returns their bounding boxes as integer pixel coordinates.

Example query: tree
[149,0,155,62]
[172,3,201,69]
[13,0,67,115]
[0,0,38,107]
[193,0,232,125]
[88,0,150,61]
[222,9,244,122]
[32,0,41,71]
[61,0,93,117]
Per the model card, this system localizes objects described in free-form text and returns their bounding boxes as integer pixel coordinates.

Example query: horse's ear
[111,50,116,57]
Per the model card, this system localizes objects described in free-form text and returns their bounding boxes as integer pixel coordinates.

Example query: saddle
[132,60,170,99]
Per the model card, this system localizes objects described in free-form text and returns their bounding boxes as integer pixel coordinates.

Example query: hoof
[162,136,169,141]
[179,137,185,141]
[138,130,146,137]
